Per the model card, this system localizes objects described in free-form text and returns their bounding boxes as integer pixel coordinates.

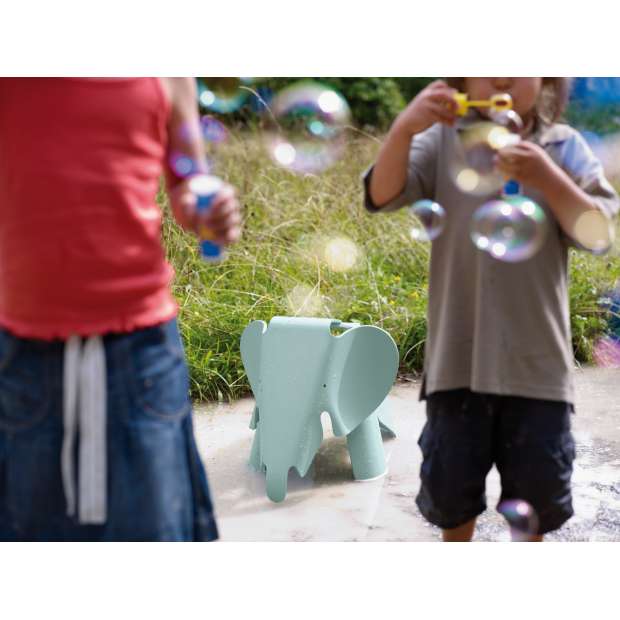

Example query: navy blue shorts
[415,389,575,535]
[0,319,218,541]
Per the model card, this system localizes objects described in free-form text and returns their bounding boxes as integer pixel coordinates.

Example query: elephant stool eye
[322,384,326,388]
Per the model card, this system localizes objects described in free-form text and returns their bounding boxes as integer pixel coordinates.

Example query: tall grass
[160,132,620,401]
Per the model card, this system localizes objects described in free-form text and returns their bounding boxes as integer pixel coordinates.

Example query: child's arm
[162,78,242,246]
[368,80,458,209]
[496,134,618,252]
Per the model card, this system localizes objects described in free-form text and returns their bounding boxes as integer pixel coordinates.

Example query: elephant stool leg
[346,413,387,481]
[266,467,290,503]
[249,427,264,472]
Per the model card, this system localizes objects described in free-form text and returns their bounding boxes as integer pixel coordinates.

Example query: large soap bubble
[452,110,523,196]
[197,77,254,114]
[264,81,351,175]
[471,195,548,262]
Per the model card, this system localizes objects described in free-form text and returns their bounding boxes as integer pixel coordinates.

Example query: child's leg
[442,517,477,542]
[494,395,575,540]
[415,389,495,541]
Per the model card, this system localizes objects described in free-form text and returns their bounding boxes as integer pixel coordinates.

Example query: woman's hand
[169,178,242,246]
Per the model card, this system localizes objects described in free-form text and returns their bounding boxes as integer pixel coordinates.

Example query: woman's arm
[161,77,241,246]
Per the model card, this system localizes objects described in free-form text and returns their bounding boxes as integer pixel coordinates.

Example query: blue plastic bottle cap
[503,179,521,196]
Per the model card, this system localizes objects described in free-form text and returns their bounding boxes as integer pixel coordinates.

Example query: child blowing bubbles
[364,78,619,541]
[0,78,241,540]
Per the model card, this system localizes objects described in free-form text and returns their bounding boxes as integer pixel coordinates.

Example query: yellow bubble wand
[453,92,513,116]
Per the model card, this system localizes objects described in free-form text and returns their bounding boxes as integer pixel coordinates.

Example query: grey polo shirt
[363,119,619,404]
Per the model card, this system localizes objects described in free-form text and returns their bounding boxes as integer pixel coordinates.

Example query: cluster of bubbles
[186,79,617,289]
[407,105,553,263]
[593,283,620,368]
[410,81,619,260]
[498,499,540,541]
[408,94,616,262]
[194,77,352,176]
[187,78,356,293]
[169,114,230,179]
[408,191,549,264]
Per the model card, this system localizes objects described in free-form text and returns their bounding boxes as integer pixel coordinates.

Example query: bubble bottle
[188,174,225,262]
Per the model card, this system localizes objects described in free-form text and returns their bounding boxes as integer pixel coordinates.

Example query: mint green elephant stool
[240,316,399,502]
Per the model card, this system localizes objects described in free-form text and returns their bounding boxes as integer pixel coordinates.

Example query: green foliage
[259,77,407,130]
[565,102,620,135]
[162,133,620,402]
[394,77,437,103]
[569,247,620,363]
[211,77,421,131]
[212,76,620,135]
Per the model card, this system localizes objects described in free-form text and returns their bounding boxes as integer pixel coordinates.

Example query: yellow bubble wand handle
[453,92,513,116]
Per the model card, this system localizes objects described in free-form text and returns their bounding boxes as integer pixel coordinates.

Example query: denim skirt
[0,318,218,541]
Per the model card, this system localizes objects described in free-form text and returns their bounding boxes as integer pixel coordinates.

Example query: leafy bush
[205,77,410,131]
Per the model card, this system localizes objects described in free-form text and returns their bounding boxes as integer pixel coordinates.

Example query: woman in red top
[0,78,241,540]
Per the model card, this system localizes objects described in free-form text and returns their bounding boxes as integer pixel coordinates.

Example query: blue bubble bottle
[188,174,224,262]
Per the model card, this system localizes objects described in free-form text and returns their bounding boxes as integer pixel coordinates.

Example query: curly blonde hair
[445,78,572,124]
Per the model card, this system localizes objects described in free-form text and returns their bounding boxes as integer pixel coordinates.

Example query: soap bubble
[570,208,615,254]
[197,77,254,114]
[298,233,363,273]
[323,236,362,272]
[471,196,547,262]
[200,115,229,144]
[286,284,325,316]
[409,200,446,242]
[168,151,202,178]
[452,111,523,195]
[178,115,228,147]
[498,499,539,541]
[264,81,351,174]
[488,108,524,135]
[172,116,227,177]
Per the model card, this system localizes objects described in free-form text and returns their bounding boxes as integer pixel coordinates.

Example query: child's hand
[495,142,557,191]
[393,80,458,137]
[169,178,242,246]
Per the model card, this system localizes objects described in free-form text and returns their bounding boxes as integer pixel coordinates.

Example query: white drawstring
[62,335,107,525]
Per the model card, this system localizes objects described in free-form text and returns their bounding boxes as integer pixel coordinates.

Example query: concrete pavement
[193,367,620,541]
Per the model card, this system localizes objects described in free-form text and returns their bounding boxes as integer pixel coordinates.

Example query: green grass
[160,132,620,402]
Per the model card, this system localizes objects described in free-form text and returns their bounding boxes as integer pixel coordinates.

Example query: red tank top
[0,78,178,339]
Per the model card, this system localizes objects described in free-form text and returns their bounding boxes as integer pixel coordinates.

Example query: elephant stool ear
[326,326,399,436]
[240,320,267,396]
